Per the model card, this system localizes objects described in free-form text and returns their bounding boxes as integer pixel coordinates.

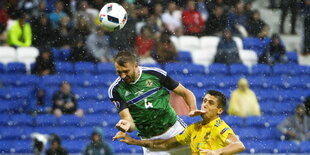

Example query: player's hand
[189,110,206,117]
[112,131,135,145]
[116,119,131,132]
[199,149,219,155]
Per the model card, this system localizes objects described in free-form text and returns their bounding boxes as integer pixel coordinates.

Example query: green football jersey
[108,67,179,138]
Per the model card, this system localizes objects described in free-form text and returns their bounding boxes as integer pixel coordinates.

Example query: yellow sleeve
[175,124,193,145]
[8,24,24,46]
[216,123,235,143]
[23,23,32,47]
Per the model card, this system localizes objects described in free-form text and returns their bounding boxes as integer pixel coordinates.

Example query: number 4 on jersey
[144,98,153,108]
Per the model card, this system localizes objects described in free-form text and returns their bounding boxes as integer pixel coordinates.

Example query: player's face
[201,94,223,120]
[115,62,138,83]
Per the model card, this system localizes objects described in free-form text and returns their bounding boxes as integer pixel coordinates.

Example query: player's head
[201,90,226,119]
[113,52,139,83]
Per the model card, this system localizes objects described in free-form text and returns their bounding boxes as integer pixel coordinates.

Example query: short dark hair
[207,90,226,109]
[113,51,138,67]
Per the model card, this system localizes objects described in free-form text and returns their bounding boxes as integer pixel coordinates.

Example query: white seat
[233,36,243,50]
[179,36,200,52]
[239,49,258,67]
[200,36,220,52]
[0,46,17,64]
[170,36,180,51]
[190,49,216,67]
[16,47,39,71]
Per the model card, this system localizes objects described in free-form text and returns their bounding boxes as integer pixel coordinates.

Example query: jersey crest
[145,79,153,87]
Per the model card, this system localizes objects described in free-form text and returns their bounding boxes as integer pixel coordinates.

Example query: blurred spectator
[17,0,38,15]
[49,0,68,29]
[53,16,72,48]
[227,2,248,37]
[206,0,229,14]
[31,0,48,19]
[246,10,268,37]
[197,0,209,21]
[73,0,96,32]
[135,25,156,64]
[28,87,48,114]
[146,14,161,39]
[110,1,137,52]
[153,31,178,65]
[279,0,298,34]
[31,133,49,155]
[182,0,205,36]
[151,3,164,31]
[46,134,68,155]
[52,82,84,118]
[305,95,310,116]
[86,26,112,62]
[84,127,114,155]
[0,1,9,28]
[32,47,56,76]
[268,0,279,9]
[31,13,54,48]
[71,16,91,41]
[7,10,32,47]
[303,0,310,55]
[259,34,287,65]
[69,37,99,63]
[161,1,182,34]
[134,0,149,21]
[243,1,254,19]
[205,5,227,36]
[277,104,310,142]
[214,28,242,64]
[228,78,261,118]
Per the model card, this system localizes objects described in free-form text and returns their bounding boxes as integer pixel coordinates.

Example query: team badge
[204,132,210,140]
[146,80,153,87]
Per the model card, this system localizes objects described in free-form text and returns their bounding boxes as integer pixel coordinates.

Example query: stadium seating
[0,46,17,64]
[16,47,39,71]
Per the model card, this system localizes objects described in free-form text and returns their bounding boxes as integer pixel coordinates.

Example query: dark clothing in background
[32,54,56,76]
[280,0,299,33]
[214,38,241,64]
[259,41,287,65]
[205,13,227,35]
[52,91,77,114]
[46,147,68,155]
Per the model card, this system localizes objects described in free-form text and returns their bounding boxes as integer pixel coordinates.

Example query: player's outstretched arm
[113,132,181,150]
[172,83,198,116]
[199,134,245,155]
[117,108,135,132]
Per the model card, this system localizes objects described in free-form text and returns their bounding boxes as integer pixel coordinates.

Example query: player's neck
[201,116,219,125]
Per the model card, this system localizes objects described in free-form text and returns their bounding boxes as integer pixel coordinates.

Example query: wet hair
[113,51,138,67]
[207,90,226,109]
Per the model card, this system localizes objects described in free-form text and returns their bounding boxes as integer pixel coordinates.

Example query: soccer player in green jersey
[108,52,200,154]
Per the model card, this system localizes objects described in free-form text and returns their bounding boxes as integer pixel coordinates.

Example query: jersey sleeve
[143,67,179,90]
[216,122,235,143]
[109,86,128,112]
[175,124,193,145]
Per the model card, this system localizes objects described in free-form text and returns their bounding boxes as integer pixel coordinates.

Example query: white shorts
[141,117,191,155]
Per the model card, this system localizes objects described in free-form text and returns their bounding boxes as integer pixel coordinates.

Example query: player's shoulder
[108,77,122,98]
[213,118,233,134]
[141,66,167,76]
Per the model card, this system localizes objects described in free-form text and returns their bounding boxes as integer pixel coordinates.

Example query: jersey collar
[202,117,221,127]
[130,66,142,84]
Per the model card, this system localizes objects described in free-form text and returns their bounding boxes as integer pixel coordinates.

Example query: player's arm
[172,83,198,115]
[199,134,246,155]
[117,108,136,132]
[113,132,181,150]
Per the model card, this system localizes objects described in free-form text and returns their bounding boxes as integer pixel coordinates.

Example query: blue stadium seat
[276,141,299,153]
[266,115,286,127]
[0,62,5,73]
[14,75,39,88]
[222,115,244,128]
[6,62,27,74]
[0,114,11,126]
[75,62,97,75]
[0,140,32,153]
[245,116,267,128]
[207,63,228,75]
[83,113,119,127]
[96,74,118,87]
[300,141,310,153]
[79,101,115,114]
[142,63,162,68]
[59,115,82,126]
[59,48,71,61]
[75,88,104,101]
[229,64,249,76]
[237,127,260,141]
[178,51,193,63]
[51,48,61,61]
[41,75,64,87]
[244,140,276,153]
[35,114,59,127]
[97,63,116,75]
[0,127,33,140]
[247,76,269,89]
[286,52,298,64]
[55,62,74,74]
[63,140,89,153]
[11,114,33,126]
[112,140,143,154]
[178,116,201,125]
[272,64,299,75]
[250,64,271,76]
[259,128,280,140]
[165,63,205,76]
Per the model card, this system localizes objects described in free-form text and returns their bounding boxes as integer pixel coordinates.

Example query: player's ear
[217,107,224,115]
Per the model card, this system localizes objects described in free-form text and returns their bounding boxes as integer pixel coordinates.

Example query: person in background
[69,37,99,63]
[227,2,248,37]
[134,25,156,64]
[279,0,298,34]
[246,10,267,38]
[52,82,84,118]
[86,26,112,62]
[277,104,310,142]
[153,31,178,65]
[205,5,227,36]
[48,0,67,29]
[302,0,310,55]
[182,0,205,36]
[259,33,287,65]
[84,127,114,155]
[214,28,242,64]
[7,10,32,47]
[228,78,261,118]
[46,134,68,155]
[161,1,182,34]
[32,47,56,76]
[31,13,54,48]
[305,95,310,116]
[52,15,72,49]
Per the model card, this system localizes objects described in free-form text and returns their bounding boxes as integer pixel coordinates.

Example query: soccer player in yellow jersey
[113,90,245,155]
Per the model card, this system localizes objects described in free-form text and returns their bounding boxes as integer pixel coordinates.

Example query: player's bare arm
[199,134,245,155]
[117,108,135,132]
[172,83,198,116]
[113,132,181,150]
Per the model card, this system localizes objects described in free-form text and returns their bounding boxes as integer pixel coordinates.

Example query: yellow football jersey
[175,117,235,155]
